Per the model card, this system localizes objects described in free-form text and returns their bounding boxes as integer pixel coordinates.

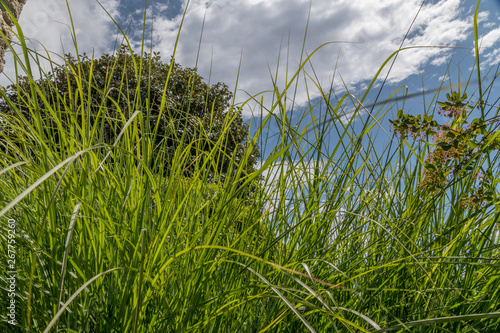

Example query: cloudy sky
[2,0,500,118]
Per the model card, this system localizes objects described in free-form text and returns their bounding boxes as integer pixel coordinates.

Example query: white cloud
[148,0,474,116]
[478,27,500,49]
[471,25,500,66]
[431,56,450,66]
[438,74,449,81]
[477,10,489,23]
[1,0,120,85]
[257,158,340,218]
[1,0,489,118]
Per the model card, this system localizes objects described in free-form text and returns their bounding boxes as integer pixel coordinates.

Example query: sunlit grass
[0,1,499,332]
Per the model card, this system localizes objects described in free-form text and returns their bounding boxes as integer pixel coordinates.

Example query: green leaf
[467,140,478,149]
[425,163,436,170]
[437,101,451,108]
[439,142,452,151]
[446,131,456,138]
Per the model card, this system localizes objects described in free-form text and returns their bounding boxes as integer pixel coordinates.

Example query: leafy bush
[0,46,260,183]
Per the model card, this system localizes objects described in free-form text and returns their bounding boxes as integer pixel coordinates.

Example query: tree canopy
[0,46,260,184]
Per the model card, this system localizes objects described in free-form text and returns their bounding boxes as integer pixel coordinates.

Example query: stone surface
[0,0,27,73]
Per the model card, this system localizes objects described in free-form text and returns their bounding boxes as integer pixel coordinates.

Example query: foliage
[390,91,500,208]
[0,46,260,183]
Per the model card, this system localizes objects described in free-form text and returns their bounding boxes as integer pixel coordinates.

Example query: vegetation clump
[390,91,499,207]
[0,1,499,332]
[0,46,260,183]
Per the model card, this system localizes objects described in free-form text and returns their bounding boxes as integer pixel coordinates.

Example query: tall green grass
[1,0,499,332]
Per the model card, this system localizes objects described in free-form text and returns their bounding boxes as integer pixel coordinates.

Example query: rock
[0,0,27,73]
